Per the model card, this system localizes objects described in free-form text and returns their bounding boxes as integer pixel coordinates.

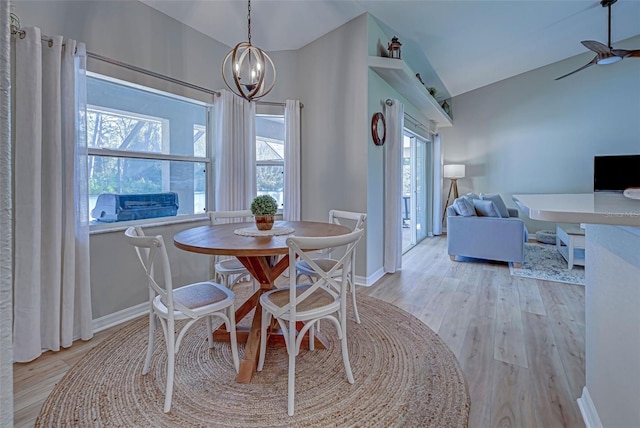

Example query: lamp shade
[443,164,465,179]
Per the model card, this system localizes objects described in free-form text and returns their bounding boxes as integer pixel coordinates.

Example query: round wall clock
[371,112,386,146]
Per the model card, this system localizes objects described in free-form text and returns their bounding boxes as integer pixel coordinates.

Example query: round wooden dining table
[173,220,350,383]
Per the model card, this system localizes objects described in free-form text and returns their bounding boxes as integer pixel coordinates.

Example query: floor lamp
[442,164,466,224]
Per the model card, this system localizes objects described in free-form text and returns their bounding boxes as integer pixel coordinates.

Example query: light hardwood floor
[13,236,585,427]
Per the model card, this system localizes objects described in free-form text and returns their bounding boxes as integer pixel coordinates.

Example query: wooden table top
[173,220,350,257]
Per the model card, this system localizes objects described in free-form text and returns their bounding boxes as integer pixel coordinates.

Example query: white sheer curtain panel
[432,133,443,235]
[383,99,404,273]
[214,89,256,211]
[1,3,14,424]
[12,28,92,363]
[283,99,301,221]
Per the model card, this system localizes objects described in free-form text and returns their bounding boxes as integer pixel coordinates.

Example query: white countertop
[512,193,640,227]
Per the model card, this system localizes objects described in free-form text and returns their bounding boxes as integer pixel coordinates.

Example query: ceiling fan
[555,0,640,80]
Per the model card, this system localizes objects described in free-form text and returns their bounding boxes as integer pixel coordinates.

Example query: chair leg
[163,318,176,413]
[227,304,240,373]
[339,320,355,385]
[350,279,361,324]
[206,316,214,349]
[257,309,270,371]
[287,321,296,416]
[309,322,315,351]
[143,310,156,375]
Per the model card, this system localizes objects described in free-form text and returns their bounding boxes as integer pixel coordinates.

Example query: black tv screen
[594,154,640,192]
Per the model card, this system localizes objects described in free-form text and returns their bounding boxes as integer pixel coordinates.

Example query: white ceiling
[140,0,640,97]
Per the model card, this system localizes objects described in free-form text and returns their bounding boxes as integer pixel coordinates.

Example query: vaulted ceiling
[140,0,640,97]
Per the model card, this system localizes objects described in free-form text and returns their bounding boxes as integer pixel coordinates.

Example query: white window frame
[87,72,214,231]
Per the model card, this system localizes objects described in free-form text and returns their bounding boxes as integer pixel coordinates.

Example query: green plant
[251,194,278,216]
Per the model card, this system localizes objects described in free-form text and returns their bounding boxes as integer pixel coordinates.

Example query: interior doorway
[402,130,430,253]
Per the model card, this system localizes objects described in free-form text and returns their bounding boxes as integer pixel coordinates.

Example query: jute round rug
[36,294,470,427]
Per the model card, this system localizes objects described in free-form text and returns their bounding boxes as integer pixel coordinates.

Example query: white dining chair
[124,226,239,413]
[295,210,367,323]
[207,210,256,291]
[257,228,365,416]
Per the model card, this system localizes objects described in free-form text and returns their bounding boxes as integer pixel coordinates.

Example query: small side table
[556,224,585,269]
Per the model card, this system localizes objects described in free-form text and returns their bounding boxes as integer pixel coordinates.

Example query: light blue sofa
[446,204,525,267]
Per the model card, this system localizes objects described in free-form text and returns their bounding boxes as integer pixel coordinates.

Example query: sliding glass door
[402,130,429,253]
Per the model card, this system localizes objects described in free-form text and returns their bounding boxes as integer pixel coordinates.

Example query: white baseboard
[92,302,149,334]
[355,267,386,287]
[578,387,603,428]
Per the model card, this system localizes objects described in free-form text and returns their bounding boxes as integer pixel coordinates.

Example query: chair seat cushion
[172,282,232,309]
[263,285,336,313]
[217,258,246,272]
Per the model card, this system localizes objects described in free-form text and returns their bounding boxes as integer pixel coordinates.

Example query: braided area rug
[36,294,470,427]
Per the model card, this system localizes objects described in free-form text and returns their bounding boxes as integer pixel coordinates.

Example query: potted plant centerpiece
[251,195,278,230]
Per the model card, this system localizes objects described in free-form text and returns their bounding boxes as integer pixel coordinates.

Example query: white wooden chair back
[124,226,198,319]
[278,228,364,319]
[324,210,367,257]
[207,209,253,224]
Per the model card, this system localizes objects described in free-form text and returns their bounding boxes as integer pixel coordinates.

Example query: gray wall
[366,15,437,276]
[296,14,371,274]
[440,35,640,232]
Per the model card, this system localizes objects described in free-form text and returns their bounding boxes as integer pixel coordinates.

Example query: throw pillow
[452,197,476,217]
[473,199,502,217]
[480,193,510,218]
[464,192,480,200]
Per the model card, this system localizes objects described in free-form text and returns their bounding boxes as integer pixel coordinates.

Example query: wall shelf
[368,56,452,127]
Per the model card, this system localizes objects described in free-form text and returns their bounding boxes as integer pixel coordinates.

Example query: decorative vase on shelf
[441,100,451,116]
[250,194,279,231]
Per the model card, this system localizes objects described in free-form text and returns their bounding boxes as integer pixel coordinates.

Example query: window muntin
[87,74,211,225]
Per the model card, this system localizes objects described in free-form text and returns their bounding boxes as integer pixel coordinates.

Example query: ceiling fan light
[597,55,622,65]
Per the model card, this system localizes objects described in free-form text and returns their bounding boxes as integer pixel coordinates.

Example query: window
[255,114,285,210]
[87,74,212,224]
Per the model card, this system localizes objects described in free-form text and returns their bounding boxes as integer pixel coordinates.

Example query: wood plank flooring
[13,235,585,427]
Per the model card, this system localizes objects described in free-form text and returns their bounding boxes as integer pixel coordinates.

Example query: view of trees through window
[88,108,164,195]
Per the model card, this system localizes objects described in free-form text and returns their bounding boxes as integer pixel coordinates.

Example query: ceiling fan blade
[555,56,598,80]
[582,40,612,55]
[611,48,640,58]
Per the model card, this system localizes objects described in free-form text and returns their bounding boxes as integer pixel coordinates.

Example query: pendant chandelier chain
[247,0,252,45]
[607,3,611,48]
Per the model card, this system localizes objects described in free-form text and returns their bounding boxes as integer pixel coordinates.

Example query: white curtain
[214,89,256,211]
[1,3,14,425]
[432,133,443,235]
[12,27,92,363]
[383,99,404,273]
[283,99,301,221]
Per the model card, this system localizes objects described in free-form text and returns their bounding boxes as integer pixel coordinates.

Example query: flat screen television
[593,154,640,192]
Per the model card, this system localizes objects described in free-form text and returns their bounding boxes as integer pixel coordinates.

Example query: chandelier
[222,0,276,101]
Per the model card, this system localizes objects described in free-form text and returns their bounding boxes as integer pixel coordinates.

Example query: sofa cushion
[452,197,476,217]
[480,193,510,218]
[473,199,502,217]
[460,192,482,203]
